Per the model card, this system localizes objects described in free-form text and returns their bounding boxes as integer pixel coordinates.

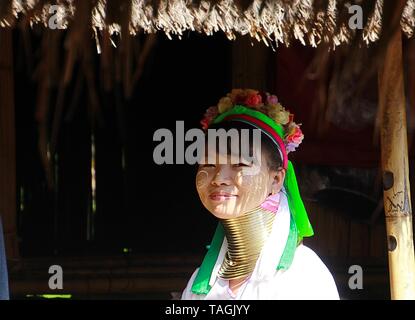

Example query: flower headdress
[200,89,304,153]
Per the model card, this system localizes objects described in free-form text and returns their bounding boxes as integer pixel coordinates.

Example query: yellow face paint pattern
[195,169,209,189]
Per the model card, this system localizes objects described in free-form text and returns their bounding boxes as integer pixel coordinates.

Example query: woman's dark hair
[207,121,283,171]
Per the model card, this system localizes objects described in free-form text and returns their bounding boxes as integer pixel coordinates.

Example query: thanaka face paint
[196,145,277,219]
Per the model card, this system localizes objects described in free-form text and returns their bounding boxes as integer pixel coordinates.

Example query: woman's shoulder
[277,244,340,299]
[292,244,331,270]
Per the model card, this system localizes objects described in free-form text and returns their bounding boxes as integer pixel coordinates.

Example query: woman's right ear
[271,168,286,193]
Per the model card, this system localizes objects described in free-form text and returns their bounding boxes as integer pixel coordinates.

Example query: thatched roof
[0,0,414,48]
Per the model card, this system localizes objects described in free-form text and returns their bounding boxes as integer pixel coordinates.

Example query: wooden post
[378,28,415,299]
[0,29,19,263]
[232,36,274,91]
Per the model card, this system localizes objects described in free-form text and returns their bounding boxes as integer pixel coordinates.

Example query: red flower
[200,118,210,130]
[245,94,263,108]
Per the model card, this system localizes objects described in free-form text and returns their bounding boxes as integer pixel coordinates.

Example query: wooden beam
[378,28,415,299]
[0,29,19,262]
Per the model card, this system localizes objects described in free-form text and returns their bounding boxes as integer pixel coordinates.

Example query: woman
[181,89,339,300]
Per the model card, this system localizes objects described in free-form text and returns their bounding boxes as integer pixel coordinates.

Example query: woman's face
[196,147,285,219]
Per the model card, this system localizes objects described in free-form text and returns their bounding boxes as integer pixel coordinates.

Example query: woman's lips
[209,192,238,201]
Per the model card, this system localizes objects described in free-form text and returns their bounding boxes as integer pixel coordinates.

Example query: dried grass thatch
[0,0,414,48]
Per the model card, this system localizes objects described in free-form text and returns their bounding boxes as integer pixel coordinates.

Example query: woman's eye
[201,164,216,168]
[233,162,251,168]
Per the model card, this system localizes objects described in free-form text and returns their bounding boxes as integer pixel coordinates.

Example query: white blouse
[181,193,340,300]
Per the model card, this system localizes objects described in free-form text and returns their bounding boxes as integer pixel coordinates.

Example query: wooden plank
[348,222,370,258]
[232,35,273,90]
[0,29,19,262]
[370,222,387,259]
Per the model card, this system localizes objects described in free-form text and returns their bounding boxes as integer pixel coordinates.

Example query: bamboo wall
[305,201,387,260]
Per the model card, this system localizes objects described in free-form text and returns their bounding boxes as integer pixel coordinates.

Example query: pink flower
[245,94,263,108]
[267,94,278,106]
[285,124,304,146]
[280,114,303,153]
[286,142,300,153]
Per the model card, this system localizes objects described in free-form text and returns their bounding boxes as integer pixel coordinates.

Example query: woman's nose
[211,167,231,186]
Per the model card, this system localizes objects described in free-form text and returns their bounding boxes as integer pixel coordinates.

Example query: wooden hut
[0,0,414,299]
